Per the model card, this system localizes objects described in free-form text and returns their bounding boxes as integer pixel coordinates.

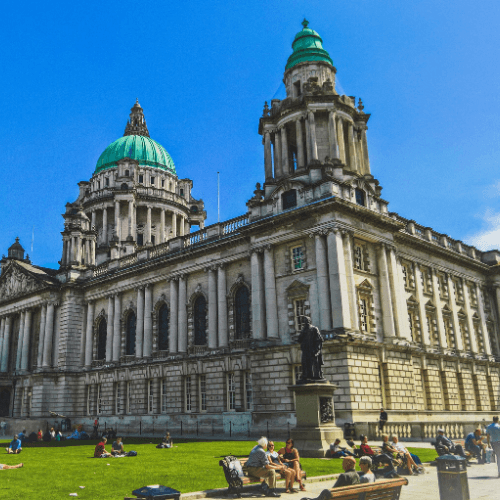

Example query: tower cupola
[8,237,25,260]
[124,99,150,138]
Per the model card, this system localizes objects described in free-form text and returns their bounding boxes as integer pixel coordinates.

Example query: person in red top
[37,429,43,441]
[359,435,394,469]
[94,437,112,458]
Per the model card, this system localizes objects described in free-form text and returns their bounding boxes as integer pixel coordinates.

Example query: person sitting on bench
[333,456,360,487]
[359,436,393,468]
[358,456,376,483]
[112,437,125,455]
[465,428,487,464]
[6,435,22,454]
[330,439,356,458]
[436,429,466,458]
[391,436,422,474]
[266,441,296,493]
[246,437,281,498]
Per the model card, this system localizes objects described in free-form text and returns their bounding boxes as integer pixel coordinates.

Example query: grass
[0,440,438,500]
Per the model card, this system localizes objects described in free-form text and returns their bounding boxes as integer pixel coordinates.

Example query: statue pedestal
[289,382,344,458]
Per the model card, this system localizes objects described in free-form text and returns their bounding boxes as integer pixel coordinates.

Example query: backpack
[127,451,137,457]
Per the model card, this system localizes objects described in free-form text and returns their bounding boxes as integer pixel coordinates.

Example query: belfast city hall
[1,20,500,440]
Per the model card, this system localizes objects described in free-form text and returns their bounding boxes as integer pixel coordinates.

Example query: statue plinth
[289,382,344,458]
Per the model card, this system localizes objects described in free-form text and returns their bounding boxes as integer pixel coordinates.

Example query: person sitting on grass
[157,432,173,449]
[333,456,360,487]
[391,436,422,474]
[330,439,356,459]
[0,462,23,469]
[94,437,112,458]
[6,435,22,454]
[112,437,125,455]
[358,456,376,483]
[266,441,297,493]
[49,428,55,440]
[246,437,280,498]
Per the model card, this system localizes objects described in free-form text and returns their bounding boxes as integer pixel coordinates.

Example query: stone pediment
[0,261,56,302]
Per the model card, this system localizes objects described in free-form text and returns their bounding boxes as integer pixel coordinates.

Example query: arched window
[158,304,169,351]
[235,287,251,339]
[126,312,136,356]
[97,318,107,360]
[194,296,207,345]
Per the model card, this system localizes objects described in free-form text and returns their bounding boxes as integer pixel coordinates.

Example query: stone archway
[0,389,11,417]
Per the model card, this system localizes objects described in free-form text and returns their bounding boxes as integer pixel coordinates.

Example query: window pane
[126,312,136,356]
[194,296,207,345]
[292,246,304,270]
[97,318,107,360]
[158,304,169,351]
[235,287,251,339]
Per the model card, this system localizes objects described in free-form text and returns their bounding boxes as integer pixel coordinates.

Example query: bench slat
[329,478,408,499]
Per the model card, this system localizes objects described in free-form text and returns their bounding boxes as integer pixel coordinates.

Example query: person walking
[486,416,500,477]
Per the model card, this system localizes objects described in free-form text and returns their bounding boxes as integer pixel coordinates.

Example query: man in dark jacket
[436,429,466,458]
[333,457,360,488]
[379,409,388,431]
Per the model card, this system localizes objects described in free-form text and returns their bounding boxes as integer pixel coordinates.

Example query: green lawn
[0,440,438,500]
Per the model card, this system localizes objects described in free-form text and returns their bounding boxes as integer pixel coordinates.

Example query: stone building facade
[1,20,500,439]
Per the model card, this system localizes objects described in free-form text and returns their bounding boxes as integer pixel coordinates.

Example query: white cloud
[466,209,500,251]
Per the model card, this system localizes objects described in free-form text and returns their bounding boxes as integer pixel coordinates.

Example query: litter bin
[436,454,470,500]
[131,486,180,500]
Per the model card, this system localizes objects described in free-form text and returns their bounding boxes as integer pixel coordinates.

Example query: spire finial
[124,99,150,137]
[302,18,309,29]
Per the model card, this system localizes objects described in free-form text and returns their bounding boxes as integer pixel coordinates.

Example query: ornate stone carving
[320,397,334,423]
[0,267,42,301]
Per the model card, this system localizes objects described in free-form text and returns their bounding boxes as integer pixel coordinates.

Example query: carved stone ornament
[320,397,334,423]
[0,266,42,301]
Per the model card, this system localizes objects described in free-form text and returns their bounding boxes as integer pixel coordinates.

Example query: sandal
[285,489,291,494]
[300,485,306,492]
[290,488,298,493]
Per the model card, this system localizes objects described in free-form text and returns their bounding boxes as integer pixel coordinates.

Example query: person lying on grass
[0,462,23,469]
[112,437,125,455]
[94,437,112,458]
[6,435,22,454]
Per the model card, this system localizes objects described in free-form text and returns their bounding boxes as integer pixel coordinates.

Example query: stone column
[85,302,94,367]
[361,127,370,174]
[217,265,228,347]
[326,229,351,330]
[431,269,447,349]
[170,279,179,353]
[328,111,340,160]
[178,275,187,352]
[388,248,412,340]
[143,285,153,357]
[42,303,55,368]
[85,240,90,265]
[274,130,283,178]
[314,232,332,330]
[90,240,96,265]
[102,207,108,244]
[377,244,396,338]
[179,216,185,237]
[477,284,492,355]
[0,318,4,371]
[61,240,68,266]
[414,263,431,345]
[264,245,279,338]
[136,287,144,358]
[304,117,311,165]
[76,236,82,264]
[172,213,177,238]
[160,209,166,243]
[113,294,121,362]
[251,249,266,339]
[308,111,318,160]
[264,130,273,181]
[128,200,134,239]
[146,206,152,244]
[91,210,96,229]
[0,316,11,372]
[346,122,358,171]
[36,304,47,368]
[448,276,463,351]
[463,279,478,352]
[296,119,305,169]
[16,311,25,371]
[207,268,218,348]
[343,232,359,331]
[281,126,289,175]
[115,201,121,241]
[106,296,114,362]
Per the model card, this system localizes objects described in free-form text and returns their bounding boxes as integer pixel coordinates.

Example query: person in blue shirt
[486,416,500,477]
[465,429,486,464]
[5,435,22,454]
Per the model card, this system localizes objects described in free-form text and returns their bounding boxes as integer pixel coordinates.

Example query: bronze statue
[297,317,325,383]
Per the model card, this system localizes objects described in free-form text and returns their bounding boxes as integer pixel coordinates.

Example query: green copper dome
[285,19,333,71]
[95,135,176,175]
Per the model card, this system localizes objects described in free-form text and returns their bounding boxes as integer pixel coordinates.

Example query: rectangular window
[87,386,91,416]
[354,245,364,270]
[138,174,144,184]
[227,373,236,411]
[97,181,101,190]
[402,266,408,287]
[360,299,368,331]
[151,177,155,185]
[245,372,253,411]
[291,246,304,270]
[161,179,165,187]
[151,235,156,245]
[294,299,307,332]
[185,376,192,412]
[126,382,130,414]
[137,233,144,246]
[355,188,365,206]
[148,380,154,414]
[105,177,109,186]
[161,379,168,414]
[408,313,415,341]
[282,189,297,210]
[200,375,207,412]
[115,383,121,415]
[97,384,102,415]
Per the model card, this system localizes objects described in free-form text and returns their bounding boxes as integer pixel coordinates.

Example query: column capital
[204,265,217,273]
[86,300,95,306]
[167,276,178,283]
[340,228,354,238]
[217,263,226,271]
[135,285,145,291]
[250,245,265,254]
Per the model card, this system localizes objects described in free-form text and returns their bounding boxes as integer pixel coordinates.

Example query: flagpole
[217,171,220,223]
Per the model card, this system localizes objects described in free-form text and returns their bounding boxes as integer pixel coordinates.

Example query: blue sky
[2,0,500,268]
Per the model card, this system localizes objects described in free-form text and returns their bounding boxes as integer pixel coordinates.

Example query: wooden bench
[219,455,306,497]
[327,477,408,500]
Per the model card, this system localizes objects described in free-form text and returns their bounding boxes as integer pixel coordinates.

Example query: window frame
[290,245,305,271]
[227,373,236,411]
